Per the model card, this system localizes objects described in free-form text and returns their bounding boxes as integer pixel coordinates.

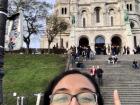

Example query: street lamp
[0,0,8,104]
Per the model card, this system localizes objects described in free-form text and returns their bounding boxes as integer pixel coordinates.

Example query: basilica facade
[41,0,140,54]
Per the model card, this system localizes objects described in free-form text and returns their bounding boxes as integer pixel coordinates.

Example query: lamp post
[0,0,8,104]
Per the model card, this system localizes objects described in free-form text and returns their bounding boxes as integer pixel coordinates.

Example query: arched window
[111,16,114,26]
[60,38,63,48]
[66,42,68,48]
[109,9,114,14]
[127,4,129,11]
[95,36,105,44]
[65,8,67,14]
[82,10,87,27]
[109,9,114,26]
[61,8,67,15]
[82,10,86,13]
[61,8,64,14]
[83,18,86,28]
[130,4,132,11]
[126,4,133,11]
[95,7,101,23]
[134,36,137,47]
[130,21,135,29]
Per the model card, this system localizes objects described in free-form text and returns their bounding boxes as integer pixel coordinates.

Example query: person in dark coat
[96,65,104,86]
[132,59,139,69]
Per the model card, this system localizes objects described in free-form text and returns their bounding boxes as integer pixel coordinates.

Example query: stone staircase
[78,55,140,105]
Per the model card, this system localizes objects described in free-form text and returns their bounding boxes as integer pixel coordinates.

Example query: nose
[69,97,79,105]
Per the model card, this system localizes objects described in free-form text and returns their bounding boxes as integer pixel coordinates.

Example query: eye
[78,93,97,104]
[51,94,70,103]
[79,96,94,103]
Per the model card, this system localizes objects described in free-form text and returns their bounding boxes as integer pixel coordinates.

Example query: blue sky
[48,0,55,5]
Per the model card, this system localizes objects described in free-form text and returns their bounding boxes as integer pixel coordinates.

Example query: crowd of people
[69,46,95,68]
[122,46,130,55]
[108,55,118,64]
[133,45,140,54]
[69,44,140,58]
[69,45,140,70]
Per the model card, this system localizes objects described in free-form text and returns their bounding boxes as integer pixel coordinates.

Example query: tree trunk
[59,33,61,48]
[48,42,51,54]
[26,42,30,54]
[24,36,30,54]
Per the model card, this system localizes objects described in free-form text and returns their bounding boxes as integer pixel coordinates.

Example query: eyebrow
[53,88,96,94]
[79,88,96,93]
[53,88,69,94]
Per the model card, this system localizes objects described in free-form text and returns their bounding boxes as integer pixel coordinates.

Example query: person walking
[96,65,104,86]
[90,65,96,79]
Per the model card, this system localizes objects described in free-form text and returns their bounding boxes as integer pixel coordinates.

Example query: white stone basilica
[41,0,140,54]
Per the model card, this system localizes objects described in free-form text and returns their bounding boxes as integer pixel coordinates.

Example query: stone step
[84,61,139,67]
[104,103,140,105]
[81,66,139,71]
[103,93,140,105]
[102,90,140,93]
[94,54,140,61]
[104,97,140,101]
[104,101,140,104]
[102,86,140,88]
[74,55,140,105]
[103,97,140,101]
[102,86,140,89]
[80,59,139,66]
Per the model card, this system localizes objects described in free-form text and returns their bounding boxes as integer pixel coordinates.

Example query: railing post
[34,93,43,105]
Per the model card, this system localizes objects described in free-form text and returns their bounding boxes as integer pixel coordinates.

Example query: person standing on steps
[96,65,104,86]
[132,59,139,69]
[90,65,96,79]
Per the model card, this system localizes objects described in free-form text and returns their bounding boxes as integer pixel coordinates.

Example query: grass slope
[3,54,66,105]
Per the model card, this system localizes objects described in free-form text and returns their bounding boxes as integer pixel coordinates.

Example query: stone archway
[79,37,89,47]
[111,36,121,46]
[111,36,122,54]
[95,36,106,55]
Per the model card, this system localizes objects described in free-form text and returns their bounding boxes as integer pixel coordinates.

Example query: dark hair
[43,70,104,105]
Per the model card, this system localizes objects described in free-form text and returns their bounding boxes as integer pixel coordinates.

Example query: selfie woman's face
[50,74,97,105]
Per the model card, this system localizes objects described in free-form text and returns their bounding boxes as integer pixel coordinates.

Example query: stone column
[69,11,78,48]
[105,34,111,55]
[125,20,134,54]
[127,35,134,54]
[90,42,95,54]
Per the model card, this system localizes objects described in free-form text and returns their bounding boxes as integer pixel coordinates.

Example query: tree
[8,0,51,53]
[46,15,69,53]
[8,0,51,17]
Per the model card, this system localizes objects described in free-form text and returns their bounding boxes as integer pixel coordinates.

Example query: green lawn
[3,54,67,105]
